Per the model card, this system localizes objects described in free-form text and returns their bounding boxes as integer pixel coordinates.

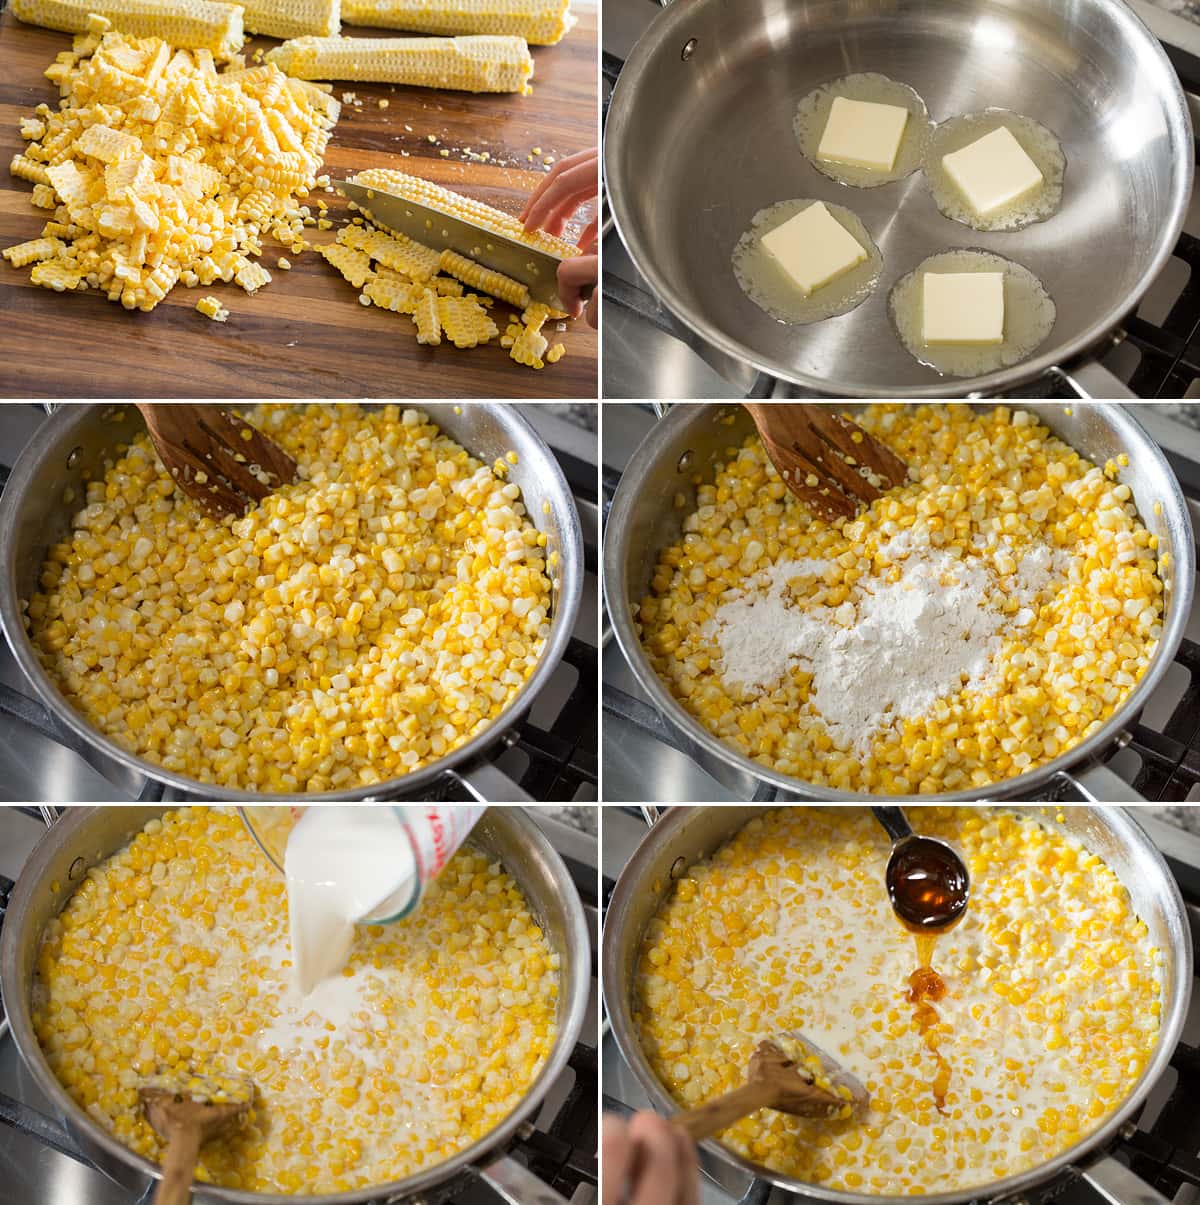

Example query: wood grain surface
[0,2,598,399]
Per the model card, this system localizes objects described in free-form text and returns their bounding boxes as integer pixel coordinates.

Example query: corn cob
[241,0,341,41]
[341,0,571,46]
[439,247,529,307]
[352,167,578,258]
[11,0,244,59]
[266,34,533,93]
[196,295,229,321]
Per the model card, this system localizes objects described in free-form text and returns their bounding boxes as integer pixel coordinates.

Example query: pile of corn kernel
[33,807,560,1194]
[634,807,1162,1194]
[4,26,340,310]
[638,404,1166,793]
[25,404,554,792]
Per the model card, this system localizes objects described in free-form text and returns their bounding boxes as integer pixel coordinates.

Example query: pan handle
[444,760,533,803]
[1079,1154,1174,1205]
[1053,761,1146,802]
[1048,357,1137,399]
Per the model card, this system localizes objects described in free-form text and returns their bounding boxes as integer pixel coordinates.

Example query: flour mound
[706,545,1065,757]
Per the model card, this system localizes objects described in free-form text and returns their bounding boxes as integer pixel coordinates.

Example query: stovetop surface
[602,403,1200,803]
[601,0,1200,400]
[0,404,598,803]
[0,805,599,1205]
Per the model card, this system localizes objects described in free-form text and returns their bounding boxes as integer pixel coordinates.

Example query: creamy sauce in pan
[634,807,1163,1195]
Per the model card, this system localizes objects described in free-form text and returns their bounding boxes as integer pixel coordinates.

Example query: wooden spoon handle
[153,1125,204,1205]
[671,1080,780,1141]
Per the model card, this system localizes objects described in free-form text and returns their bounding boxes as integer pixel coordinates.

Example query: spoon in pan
[671,1031,869,1141]
[140,1069,255,1205]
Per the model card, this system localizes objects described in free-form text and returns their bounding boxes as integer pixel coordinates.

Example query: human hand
[522,147,599,327]
[602,1112,699,1205]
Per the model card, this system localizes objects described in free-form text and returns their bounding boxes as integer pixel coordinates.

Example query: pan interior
[611,0,1185,392]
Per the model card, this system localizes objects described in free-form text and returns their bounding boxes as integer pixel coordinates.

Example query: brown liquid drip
[908,940,951,1114]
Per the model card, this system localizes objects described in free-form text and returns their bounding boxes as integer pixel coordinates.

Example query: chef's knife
[337,179,567,310]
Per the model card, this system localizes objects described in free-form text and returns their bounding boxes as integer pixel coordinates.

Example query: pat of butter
[941,127,1043,216]
[817,96,909,172]
[760,202,868,297]
[922,272,1005,344]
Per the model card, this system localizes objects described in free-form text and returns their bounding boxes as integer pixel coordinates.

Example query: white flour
[706,542,1068,756]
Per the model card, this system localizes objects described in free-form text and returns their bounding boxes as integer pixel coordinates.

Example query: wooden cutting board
[0,1,598,398]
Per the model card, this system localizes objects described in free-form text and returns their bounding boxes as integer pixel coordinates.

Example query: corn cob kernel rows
[34,807,559,1194]
[638,405,1166,795]
[635,807,1162,1195]
[352,167,580,258]
[25,405,553,792]
[12,0,244,58]
[4,31,339,312]
[241,0,341,40]
[265,33,533,93]
[342,0,572,45]
[440,248,529,308]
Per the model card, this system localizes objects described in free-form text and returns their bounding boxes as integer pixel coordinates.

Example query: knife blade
[337,179,566,310]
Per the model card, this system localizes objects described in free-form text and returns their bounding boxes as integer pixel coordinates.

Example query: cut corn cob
[436,294,497,346]
[352,167,578,258]
[11,0,244,59]
[340,0,571,45]
[265,33,533,93]
[241,0,341,39]
[439,247,529,307]
[362,273,421,311]
[2,237,65,268]
[510,322,547,368]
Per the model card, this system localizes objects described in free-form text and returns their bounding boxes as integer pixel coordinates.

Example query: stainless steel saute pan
[604,805,1192,1205]
[603,402,1196,801]
[0,805,590,1205]
[604,0,1192,398]
[0,403,583,802]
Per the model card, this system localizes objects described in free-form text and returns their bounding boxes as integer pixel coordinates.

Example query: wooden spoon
[744,403,908,522]
[140,1072,254,1205]
[136,404,298,520]
[671,1031,869,1141]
